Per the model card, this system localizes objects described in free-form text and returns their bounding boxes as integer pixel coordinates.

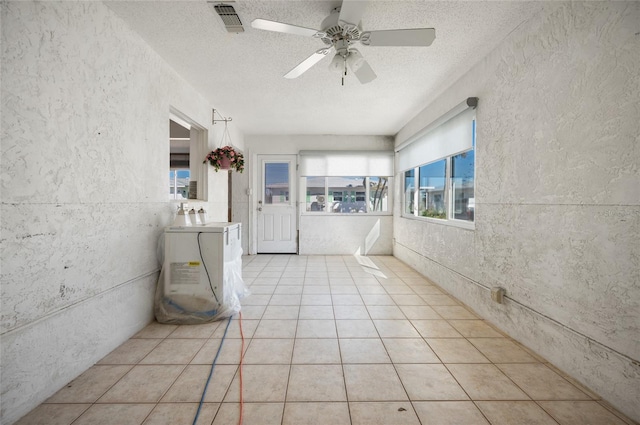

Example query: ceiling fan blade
[347,49,376,84]
[284,48,332,79]
[338,0,368,26]
[361,28,436,47]
[251,18,320,37]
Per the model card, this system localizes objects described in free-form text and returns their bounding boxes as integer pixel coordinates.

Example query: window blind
[397,98,477,172]
[299,150,394,177]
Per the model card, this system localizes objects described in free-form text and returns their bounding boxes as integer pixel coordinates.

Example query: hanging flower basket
[203,146,244,172]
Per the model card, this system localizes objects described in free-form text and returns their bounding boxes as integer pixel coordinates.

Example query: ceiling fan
[251,0,435,85]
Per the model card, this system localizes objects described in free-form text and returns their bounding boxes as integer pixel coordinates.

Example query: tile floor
[17,255,636,425]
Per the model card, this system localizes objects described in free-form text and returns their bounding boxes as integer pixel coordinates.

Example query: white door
[257,155,297,253]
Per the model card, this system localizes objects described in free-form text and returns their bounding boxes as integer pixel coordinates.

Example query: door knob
[257,207,262,211]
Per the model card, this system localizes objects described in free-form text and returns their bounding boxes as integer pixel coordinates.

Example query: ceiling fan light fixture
[346,49,364,72]
[329,53,346,73]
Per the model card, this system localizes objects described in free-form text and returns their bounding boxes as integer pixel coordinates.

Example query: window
[398,100,476,224]
[299,150,394,215]
[169,109,208,201]
[304,176,391,214]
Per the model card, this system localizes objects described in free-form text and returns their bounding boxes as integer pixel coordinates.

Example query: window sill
[399,214,475,230]
[301,212,393,217]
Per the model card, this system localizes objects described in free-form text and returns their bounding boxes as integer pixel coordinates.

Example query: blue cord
[192,316,233,425]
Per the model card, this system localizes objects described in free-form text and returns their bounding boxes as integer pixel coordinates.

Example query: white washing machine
[163,222,242,312]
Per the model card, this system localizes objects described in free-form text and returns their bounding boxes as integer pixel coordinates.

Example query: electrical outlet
[491,287,505,304]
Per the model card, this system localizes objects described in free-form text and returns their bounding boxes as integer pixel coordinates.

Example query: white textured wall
[239,135,394,255]
[300,215,393,255]
[394,2,639,420]
[0,2,238,424]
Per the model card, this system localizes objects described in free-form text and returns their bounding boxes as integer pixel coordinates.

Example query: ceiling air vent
[210,2,244,33]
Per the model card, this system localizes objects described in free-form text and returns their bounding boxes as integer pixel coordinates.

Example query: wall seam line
[1,268,160,336]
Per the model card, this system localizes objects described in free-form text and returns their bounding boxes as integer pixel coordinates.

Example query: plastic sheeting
[154,229,249,324]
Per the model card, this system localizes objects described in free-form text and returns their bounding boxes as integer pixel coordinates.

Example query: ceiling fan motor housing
[319,8,362,47]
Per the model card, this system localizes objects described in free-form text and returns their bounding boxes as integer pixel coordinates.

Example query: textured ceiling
[106,0,545,136]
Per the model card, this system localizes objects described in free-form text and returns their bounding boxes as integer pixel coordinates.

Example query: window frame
[302,176,393,216]
[401,148,475,229]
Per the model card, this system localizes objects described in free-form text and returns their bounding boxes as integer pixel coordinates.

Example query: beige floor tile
[242,294,272,305]
[411,285,444,295]
[191,338,246,365]
[431,305,478,319]
[46,365,131,403]
[374,320,421,338]
[497,364,590,400]
[287,364,347,401]
[14,404,90,425]
[269,294,302,305]
[330,285,359,294]
[356,285,388,294]
[213,402,284,425]
[420,294,460,305]
[383,285,415,294]
[301,294,333,305]
[343,364,408,401]
[426,338,490,363]
[274,285,303,294]
[167,322,220,338]
[253,319,297,338]
[391,294,428,305]
[224,364,290,402]
[299,305,334,319]
[139,338,205,364]
[237,305,266,319]
[468,338,538,363]
[296,319,338,338]
[395,364,469,400]
[411,320,462,338]
[382,338,440,363]
[412,401,489,425]
[292,338,341,364]
[367,305,406,319]
[302,285,331,294]
[73,404,154,425]
[305,278,330,286]
[143,403,218,425]
[283,402,350,425]
[97,339,162,364]
[476,401,558,425]
[243,338,294,364]
[448,320,504,338]
[539,401,628,425]
[262,305,300,319]
[350,402,421,425]
[446,364,529,400]
[334,305,370,319]
[332,294,365,305]
[362,294,396,305]
[211,318,259,339]
[98,365,184,403]
[161,364,236,403]
[133,322,177,339]
[399,305,442,320]
[339,338,391,363]
[247,285,275,295]
[336,319,379,338]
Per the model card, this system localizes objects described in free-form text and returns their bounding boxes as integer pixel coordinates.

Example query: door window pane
[264,162,289,205]
[452,149,475,221]
[419,160,446,219]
